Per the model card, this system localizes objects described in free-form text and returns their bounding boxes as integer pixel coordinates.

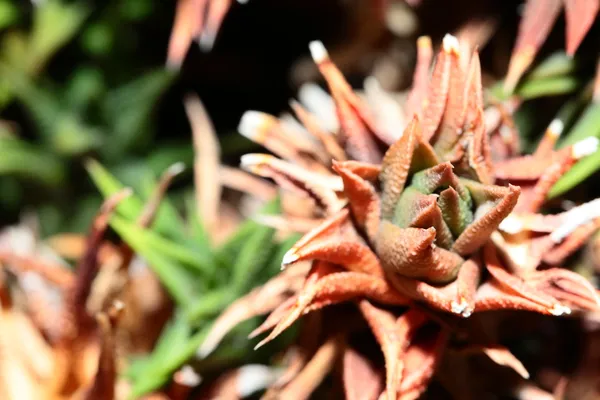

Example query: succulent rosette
[202,34,600,399]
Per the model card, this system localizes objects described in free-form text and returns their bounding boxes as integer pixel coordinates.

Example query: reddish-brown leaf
[504,0,562,93]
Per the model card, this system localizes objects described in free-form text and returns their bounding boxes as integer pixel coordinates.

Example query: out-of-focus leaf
[549,150,600,197]
[0,64,102,154]
[81,22,113,56]
[517,76,581,100]
[527,52,577,80]
[138,171,187,233]
[87,159,186,239]
[119,0,153,21]
[550,102,600,196]
[111,216,214,277]
[558,102,600,147]
[128,317,211,399]
[64,67,105,111]
[0,31,27,71]
[52,115,103,155]
[490,52,580,102]
[111,215,199,306]
[37,203,63,237]
[29,0,89,74]
[217,200,279,282]
[0,63,59,134]
[231,222,276,293]
[266,233,301,276]
[526,88,592,153]
[126,314,193,391]
[87,159,146,219]
[213,219,257,267]
[186,288,233,322]
[101,68,175,159]
[0,176,22,212]
[65,195,104,234]
[146,144,194,175]
[0,0,18,30]
[110,160,155,194]
[0,136,64,186]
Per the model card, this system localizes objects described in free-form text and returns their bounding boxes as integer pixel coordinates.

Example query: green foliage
[489,52,600,198]
[0,135,65,186]
[0,0,18,31]
[489,52,582,101]
[550,100,600,197]
[87,161,298,398]
[0,0,178,232]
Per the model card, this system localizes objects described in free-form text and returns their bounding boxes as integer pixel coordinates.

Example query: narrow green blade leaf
[549,149,600,198]
[185,288,233,322]
[111,216,198,306]
[0,137,64,186]
[111,216,214,277]
[101,69,175,159]
[29,0,89,74]
[558,102,600,148]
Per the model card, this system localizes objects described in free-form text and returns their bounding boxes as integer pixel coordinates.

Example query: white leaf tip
[547,119,564,138]
[281,249,299,267]
[442,34,460,54]
[238,111,270,140]
[167,162,186,176]
[572,137,599,159]
[309,40,329,63]
[549,304,571,316]
[175,365,202,387]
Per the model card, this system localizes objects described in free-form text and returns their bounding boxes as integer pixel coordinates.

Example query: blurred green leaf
[0,62,59,135]
[29,0,89,74]
[146,144,194,175]
[64,67,105,111]
[215,219,261,268]
[0,176,22,212]
[0,63,103,154]
[527,52,576,80]
[112,216,215,277]
[128,321,210,399]
[0,0,18,30]
[138,171,187,232]
[86,159,146,219]
[549,150,600,198]
[267,233,301,275]
[549,102,600,196]
[86,159,186,239]
[81,22,113,56]
[489,53,580,102]
[102,68,175,160]
[0,30,28,71]
[558,102,600,148]
[64,195,104,233]
[52,115,103,155]
[186,288,233,322]
[231,222,276,293]
[119,0,153,21]
[111,215,200,306]
[516,76,581,100]
[0,136,65,186]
